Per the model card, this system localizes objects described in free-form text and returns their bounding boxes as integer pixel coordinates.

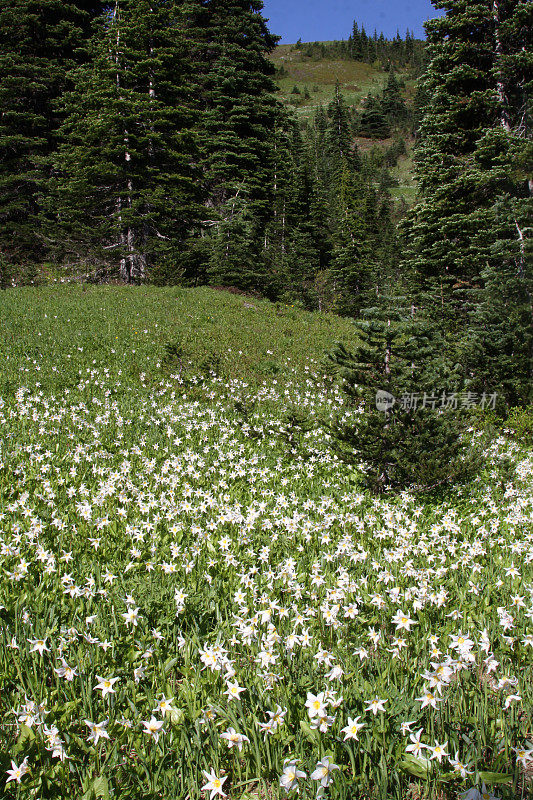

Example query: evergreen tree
[305,106,335,259]
[314,20,424,70]
[51,0,201,282]
[283,131,319,304]
[262,120,298,295]
[467,190,533,404]
[265,119,331,307]
[405,28,415,65]
[299,88,400,316]
[403,0,532,405]
[325,82,360,173]
[412,78,432,137]
[351,21,362,60]
[329,166,375,316]
[328,295,478,493]
[206,195,266,290]
[381,69,407,124]
[0,0,102,265]
[358,104,391,139]
[191,0,281,290]
[360,26,369,62]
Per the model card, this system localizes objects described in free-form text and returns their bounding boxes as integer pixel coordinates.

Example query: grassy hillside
[0,287,531,800]
[0,285,359,395]
[271,44,388,119]
[270,43,417,203]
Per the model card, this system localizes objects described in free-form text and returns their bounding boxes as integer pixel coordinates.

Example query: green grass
[271,45,390,120]
[0,285,359,395]
[0,286,531,800]
[388,151,418,203]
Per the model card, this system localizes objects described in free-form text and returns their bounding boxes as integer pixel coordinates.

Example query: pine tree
[329,166,375,316]
[328,295,478,493]
[402,0,532,405]
[351,21,363,60]
[358,105,391,139]
[325,82,360,173]
[467,190,533,404]
[264,120,324,304]
[262,120,297,296]
[304,129,334,304]
[0,0,101,266]
[405,29,415,66]
[51,0,201,282]
[381,69,407,124]
[190,0,281,290]
[360,26,369,62]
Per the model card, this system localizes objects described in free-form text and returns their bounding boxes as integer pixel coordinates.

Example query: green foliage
[0,0,414,297]
[51,0,201,281]
[380,69,408,124]
[358,107,391,139]
[401,0,532,406]
[279,87,402,313]
[0,0,101,263]
[187,0,282,291]
[504,406,533,446]
[328,168,377,316]
[295,24,425,72]
[0,284,531,800]
[327,298,480,493]
[356,68,409,139]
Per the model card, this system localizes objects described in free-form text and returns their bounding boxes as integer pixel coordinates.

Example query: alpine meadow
[0,1,532,800]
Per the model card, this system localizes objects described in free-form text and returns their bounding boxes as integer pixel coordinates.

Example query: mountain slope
[270,43,418,203]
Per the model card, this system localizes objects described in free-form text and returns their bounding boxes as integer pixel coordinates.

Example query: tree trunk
[492,0,512,133]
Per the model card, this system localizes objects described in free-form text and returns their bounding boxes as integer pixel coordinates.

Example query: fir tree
[302,107,335,273]
[329,166,375,316]
[325,82,360,173]
[403,0,532,405]
[381,69,407,124]
[467,191,533,405]
[358,104,391,139]
[351,21,362,60]
[51,0,201,282]
[328,295,478,493]
[0,0,102,265]
[192,0,282,290]
[264,118,332,307]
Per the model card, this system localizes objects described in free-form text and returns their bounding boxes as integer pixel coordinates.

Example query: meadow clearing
[0,287,532,800]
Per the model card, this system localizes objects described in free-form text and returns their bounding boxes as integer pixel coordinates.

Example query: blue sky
[261,0,443,43]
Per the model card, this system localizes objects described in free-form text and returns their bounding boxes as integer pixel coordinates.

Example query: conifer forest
[0,2,532,799]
